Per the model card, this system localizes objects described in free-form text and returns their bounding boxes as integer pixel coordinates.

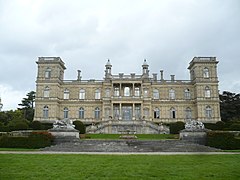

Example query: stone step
[42,139,220,152]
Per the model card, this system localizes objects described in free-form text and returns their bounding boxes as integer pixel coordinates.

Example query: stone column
[132,103,135,120]
[120,83,122,97]
[119,103,122,120]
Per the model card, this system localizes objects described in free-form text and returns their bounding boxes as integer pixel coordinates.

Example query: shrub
[207,131,240,150]
[0,131,54,149]
[169,121,185,134]
[204,121,226,130]
[8,120,29,131]
[73,121,86,134]
[31,121,43,130]
[229,123,240,131]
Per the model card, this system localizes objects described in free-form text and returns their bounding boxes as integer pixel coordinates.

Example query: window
[44,86,50,98]
[95,89,101,99]
[43,106,49,118]
[64,89,70,99]
[113,105,120,119]
[205,106,212,118]
[203,67,209,78]
[105,108,110,118]
[45,67,51,79]
[79,107,84,119]
[143,89,148,98]
[184,89,191,100]
[63,107,69,119]
[185,107,192,119]
[79,89,85,99]
[169,89,175,100]
[154,108,160,119]
[124,87,130,96]
[143,108,149,118]
[114,87,119,96]
[153,89,159,99]
[135,105,141,120]
[205,86,211,98]
[105,88,111,97]
[95,107,100,119]
[134,87,140,97]
[170,107,176,119]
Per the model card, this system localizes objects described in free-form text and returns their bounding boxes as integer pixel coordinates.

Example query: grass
[0,154,239,179]
[84,134,178,140]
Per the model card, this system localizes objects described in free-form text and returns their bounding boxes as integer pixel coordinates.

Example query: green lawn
[0,154,239,179]
[85,134,178,140]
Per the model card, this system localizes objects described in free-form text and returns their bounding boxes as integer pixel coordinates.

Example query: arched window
[203,67,209,78]
[63,89,70,99]
[205,86,211,98]
[205,106,212,118]
[169,89,175,100]
[79,89,85,99]
[124,87,130,96]
[45,67,51,79]
[63,107,69,119]
[154,108,160,119]
[95,107,100,119]
[95,89,101,99]
[170,107,176,119]
[185,107,192,119]
[184,89,191,100]
[43,86,50,98]
[153,89,159,99]
[79,107,84,119]
[43,106,49,118]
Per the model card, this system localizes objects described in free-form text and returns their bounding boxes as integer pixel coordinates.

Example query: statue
[52,119,75,130]
[184,119,205,131]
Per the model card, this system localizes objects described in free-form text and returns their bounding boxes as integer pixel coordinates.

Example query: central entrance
[122,105,132,120]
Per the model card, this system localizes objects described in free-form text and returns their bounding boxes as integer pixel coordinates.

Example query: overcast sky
[0,0,240,110]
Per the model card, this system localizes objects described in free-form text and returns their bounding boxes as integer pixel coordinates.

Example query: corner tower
[188,57,221,123]
[34,57,66,122]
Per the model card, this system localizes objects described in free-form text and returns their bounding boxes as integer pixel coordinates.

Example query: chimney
[171,75,175,82]
[160,70,164,81]
[152,73,157,81]
[77,70,82,81]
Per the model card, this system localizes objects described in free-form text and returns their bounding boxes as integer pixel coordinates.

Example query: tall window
[44,86,50,98]
[143,108,149,118]
[170,107,176,119]
[43,106,49,118]
[105,88,111,97]
[185,107,192,119]
[154,108,160,119]
[124,87,130,96]
[205,86,211,98]
[63,107,69,119]
[79,107,84,119]
[143,89,148,98]
[205,106,212,118]
[184,89,191,100]
[135,105,141,120]
[153,89,159,99]
[203,67,209,78]
[79,89,85,99]
[95,89,101,99]
[105,108,110,119]
[45,67,51,79]
[134,87,140,97]
[95,107,100,119]
[113,105,120,119]
[169,89,175,100]
[64,89,70,99]
[114,87,119,96]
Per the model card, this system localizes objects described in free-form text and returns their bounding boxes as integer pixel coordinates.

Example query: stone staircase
[42,139,220,152]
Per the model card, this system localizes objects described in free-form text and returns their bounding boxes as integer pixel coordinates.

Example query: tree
[18,91,36,121]
[220,91,240,122]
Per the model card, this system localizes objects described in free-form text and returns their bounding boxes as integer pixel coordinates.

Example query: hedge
[169,121,185,134]
[206,131,240,150]
[73,121,86,134]
[0,131,54,149]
